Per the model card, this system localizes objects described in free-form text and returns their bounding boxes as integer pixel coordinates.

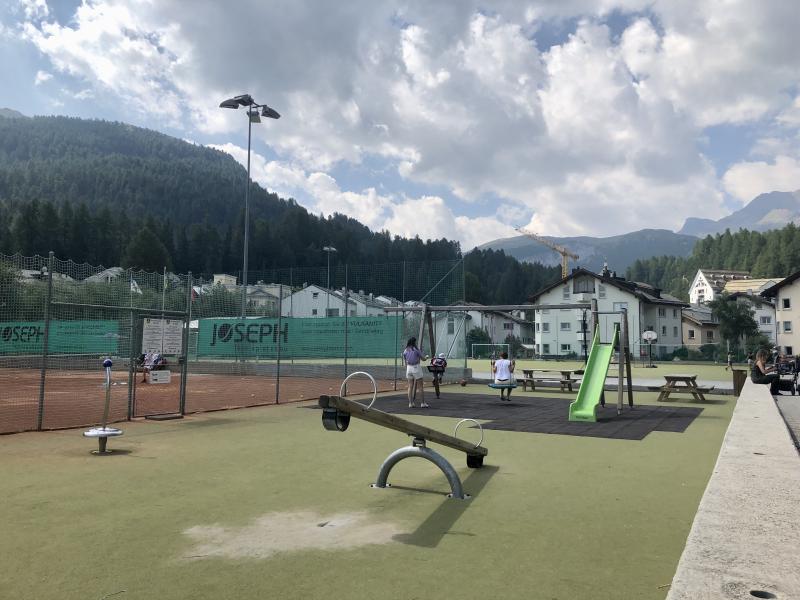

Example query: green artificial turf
[0,386,735,600]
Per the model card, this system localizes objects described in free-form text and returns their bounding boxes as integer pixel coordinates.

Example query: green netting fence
[0,253,467,434]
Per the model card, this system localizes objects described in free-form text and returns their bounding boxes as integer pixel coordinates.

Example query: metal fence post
[36,251,54,431]
[276,284,283,404]
[179,272,192,415]
[344,264,349,381]
[127,269,135,420]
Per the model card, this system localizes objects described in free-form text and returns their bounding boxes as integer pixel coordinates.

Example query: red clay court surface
[0,368,400,434]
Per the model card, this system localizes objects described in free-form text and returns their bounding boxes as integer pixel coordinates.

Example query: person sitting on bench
[492,351,515,400]
[141,351,165,383]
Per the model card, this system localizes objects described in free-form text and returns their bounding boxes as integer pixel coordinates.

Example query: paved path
[776,396,800,449]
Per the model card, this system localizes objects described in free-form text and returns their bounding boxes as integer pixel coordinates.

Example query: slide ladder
[569,325,619,422]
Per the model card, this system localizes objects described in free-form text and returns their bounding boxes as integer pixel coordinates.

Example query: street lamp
[323,245,337,317]
[219,93,281,317]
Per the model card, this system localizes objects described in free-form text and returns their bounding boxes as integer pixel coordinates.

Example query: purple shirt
[403,347,424,365]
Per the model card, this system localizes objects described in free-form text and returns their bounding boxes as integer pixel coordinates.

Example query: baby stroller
[775,357,798,395]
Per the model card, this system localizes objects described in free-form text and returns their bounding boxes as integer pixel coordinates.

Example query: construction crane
[516,227,579,279]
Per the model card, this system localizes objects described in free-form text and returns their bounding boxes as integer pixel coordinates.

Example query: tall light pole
[323,246,337,317]
[219,94,280,317]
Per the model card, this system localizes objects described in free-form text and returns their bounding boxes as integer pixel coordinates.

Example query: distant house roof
[529,267,688,307]
[728,291,773,307]
[699,269,751,293]
[762,269,800,297]
[682,307,718,327]
[722,278,782,294]
[84,267,126,283]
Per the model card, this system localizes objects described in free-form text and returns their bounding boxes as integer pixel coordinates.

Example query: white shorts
[406,364,423,380]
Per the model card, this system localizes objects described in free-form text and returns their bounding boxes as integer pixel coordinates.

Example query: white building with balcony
[762,273,800,356]
[529,267,687,359]
[689,269,751,304]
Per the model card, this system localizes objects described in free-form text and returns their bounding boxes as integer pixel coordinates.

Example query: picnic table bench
[650,374,714,402]
[521,369,578,392]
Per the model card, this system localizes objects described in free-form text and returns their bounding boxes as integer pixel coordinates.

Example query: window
[503,323,514,330]
[447,315,455,334]
[541,323,550,332]
[786,346,794,356]
[574,279,594,293]
[561,344,571,352]
[542,344,550,354]
[312,292,319,299]
[326,308,339,317]
[560,322,571,331]
[658,308,666,317]
[760,316,772,325]
[661,325,667,335]
[783,321,792,332]
[598,284,606,299]
[673,309,678,318]
[688,329,695,339]
[312,309,318,316]
[562,286,570,299]
[706,330,714,340]
[673,326,678,337]
[783,298,791,309]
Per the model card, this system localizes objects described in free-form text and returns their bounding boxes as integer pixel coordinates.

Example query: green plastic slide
[569,325,619,422]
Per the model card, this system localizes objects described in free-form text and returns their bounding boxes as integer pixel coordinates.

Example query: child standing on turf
[403,337,428,408]
[492,351,515,401]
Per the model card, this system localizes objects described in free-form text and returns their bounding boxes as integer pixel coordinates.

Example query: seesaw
[320,372,488,499]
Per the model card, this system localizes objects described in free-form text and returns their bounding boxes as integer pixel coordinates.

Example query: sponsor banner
[0,320,120,355]
[197,316,401,358]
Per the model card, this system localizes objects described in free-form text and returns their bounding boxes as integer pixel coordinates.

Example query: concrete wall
[667,380,800,599]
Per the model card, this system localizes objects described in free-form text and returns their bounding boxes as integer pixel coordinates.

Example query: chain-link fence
[0,253,466,434]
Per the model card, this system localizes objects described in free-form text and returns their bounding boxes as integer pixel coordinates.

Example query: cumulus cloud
[723,156,800,203]
[13,0,800,245]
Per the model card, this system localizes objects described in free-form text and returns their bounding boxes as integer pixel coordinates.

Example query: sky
[1,0,799,251]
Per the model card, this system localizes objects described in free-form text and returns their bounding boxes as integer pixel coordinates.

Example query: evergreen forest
[627,225,800,300]
[0,114,560,303]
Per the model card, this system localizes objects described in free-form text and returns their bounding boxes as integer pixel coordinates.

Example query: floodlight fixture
[261,105,281,119]
[218,92,281,318]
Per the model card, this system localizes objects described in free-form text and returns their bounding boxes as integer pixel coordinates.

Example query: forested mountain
[627,224,800,300]
[0,113,560,303]
[0,115,457,269]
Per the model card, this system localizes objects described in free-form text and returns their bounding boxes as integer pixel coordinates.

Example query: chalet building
[762,273,800,356]
[689,269,751,304]
[529,266,687,359]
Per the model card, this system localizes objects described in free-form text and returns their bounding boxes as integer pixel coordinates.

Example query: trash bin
[732,369,747,397]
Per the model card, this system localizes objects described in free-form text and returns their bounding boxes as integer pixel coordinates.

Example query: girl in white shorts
[402,337,428,408]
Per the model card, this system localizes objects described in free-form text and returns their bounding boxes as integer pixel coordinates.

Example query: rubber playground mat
[320,391,703,441]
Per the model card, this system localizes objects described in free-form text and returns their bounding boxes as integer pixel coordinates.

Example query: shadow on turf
[392,465,499,548]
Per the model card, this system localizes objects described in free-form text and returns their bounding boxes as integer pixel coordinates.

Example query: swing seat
[488,382,517,390]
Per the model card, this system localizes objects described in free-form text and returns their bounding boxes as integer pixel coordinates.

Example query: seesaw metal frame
[321,372,486,499]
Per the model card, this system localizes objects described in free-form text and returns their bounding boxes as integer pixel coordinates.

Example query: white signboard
[142,318,183,355]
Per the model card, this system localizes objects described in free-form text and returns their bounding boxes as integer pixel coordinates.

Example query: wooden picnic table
[521,368,578,392]
[655,374,713,402]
